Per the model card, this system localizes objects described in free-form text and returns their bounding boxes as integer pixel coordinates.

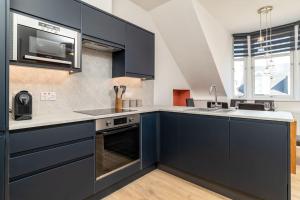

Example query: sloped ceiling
[150,0,228,97]
[197,0,300,33]
[129,0,172,11]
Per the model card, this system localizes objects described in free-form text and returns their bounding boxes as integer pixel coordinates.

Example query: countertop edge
[9,107,294,131]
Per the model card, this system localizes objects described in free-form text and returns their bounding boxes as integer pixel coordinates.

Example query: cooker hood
[82,36,123,53]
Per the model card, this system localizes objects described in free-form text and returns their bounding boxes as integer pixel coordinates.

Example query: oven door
[96,124,140,180]
[17,25,75,68]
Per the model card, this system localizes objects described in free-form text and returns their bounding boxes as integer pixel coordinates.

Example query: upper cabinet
[125,24,155,79]
[10,0,81,29]
[10,0,155,79]
[81,4,125,46]
[112,24,155,80]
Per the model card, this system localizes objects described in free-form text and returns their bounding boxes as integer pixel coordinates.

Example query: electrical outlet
[40,92,56,101]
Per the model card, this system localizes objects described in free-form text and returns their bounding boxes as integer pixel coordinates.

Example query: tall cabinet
[0,0,8,199]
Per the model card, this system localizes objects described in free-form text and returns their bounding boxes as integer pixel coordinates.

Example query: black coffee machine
[13,91,32,121]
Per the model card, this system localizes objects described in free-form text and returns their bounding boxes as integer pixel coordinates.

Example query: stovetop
[75,108,135,116]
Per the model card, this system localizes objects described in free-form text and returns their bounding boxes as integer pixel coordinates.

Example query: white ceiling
[129,0,172,10]
[197,0,300,33]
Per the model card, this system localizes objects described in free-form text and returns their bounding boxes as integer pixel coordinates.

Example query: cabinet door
[160,112,180,169]
[82,4,125,45]
[230,119,289,200]
[125,24,155,78]
[178,114,230,186]
[0,135,5,200]
[10,157,94,200]
[10,0,81,29]
[0,0,7,131]
[141,113,158,169]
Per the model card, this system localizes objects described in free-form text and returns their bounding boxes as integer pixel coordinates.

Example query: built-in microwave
[10,12,81,70]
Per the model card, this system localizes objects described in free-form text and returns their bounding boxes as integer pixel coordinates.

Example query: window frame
[232,24,299,101]
[251,51,295,100]
[232,57,247,98]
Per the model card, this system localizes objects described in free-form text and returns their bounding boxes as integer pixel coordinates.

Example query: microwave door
[17,25,75,67]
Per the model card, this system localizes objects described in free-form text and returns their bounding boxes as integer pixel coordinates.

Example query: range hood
[82,36,124,53]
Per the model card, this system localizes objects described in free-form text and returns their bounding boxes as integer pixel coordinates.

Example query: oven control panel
[96,114,140,131]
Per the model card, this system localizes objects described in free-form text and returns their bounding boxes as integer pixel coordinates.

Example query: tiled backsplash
[9,48,154,116]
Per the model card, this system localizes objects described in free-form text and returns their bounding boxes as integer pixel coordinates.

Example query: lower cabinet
[177,114,230,186]
[0,135,5,200]
[160,113,229,185]
[9,121,96,200]
[229,119,289,200]
[141,113,158,169]
[160,112,290,200]
[160,112,180,169]
[10,157,94,200]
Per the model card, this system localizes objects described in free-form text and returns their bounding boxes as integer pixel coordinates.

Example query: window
[253,53,292,97]
[233,34,248,97]
[233,59,246,97]
[233,23,297,99]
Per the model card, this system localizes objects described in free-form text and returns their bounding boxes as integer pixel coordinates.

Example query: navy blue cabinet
[160,113,230,185]
[81,4,125,46]
[9,122,95,200]
[160,112,180,169]
[125,24,155,79]
[0,135,5,200]
[229,119,289,200]
[10,0,81,29]
[141,113,158,169]
[10,157,94,200]
[159,113,290,200]
[177,114,230,186]
[113,24,155,80]
[0,0,7,132]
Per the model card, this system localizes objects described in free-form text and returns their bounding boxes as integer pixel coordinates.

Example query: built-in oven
[95,114,140,180]
[10,12,81,70]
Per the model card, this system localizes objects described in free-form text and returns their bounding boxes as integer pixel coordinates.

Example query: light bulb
[258,36,264,42]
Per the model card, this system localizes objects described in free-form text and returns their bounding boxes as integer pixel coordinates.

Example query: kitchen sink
[185,107,234,113]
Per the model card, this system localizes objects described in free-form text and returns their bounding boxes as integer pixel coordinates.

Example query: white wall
[81,0,112,13]
[150,0,226,98]
[192,0,233,97]
[113,0,191,105]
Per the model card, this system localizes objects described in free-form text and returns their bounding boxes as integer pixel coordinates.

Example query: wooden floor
[104,148,300,200]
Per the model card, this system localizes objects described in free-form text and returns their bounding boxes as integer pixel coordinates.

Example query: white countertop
[9,106,294,131]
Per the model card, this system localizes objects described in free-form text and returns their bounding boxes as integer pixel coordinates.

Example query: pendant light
[257,6,274,75]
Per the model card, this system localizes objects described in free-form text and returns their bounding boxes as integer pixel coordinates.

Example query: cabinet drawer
[10,139,94,179]
[10,157,94,200]
[10,121,95,154]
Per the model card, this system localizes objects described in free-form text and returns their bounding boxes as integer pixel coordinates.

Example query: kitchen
[0,0,300,200]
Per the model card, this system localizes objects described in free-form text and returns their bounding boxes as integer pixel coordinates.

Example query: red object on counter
[173,89,191,106]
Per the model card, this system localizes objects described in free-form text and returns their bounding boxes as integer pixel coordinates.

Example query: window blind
[298,23,300,49]
[250,24,295,57]
[233,34,248,58]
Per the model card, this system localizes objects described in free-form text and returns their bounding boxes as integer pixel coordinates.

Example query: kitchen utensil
[120,85,126,99]
[114,86,119,98]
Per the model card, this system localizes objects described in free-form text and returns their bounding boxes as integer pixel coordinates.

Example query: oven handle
[98,125,139,136]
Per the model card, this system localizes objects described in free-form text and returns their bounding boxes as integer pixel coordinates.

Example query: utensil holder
[115,98,123,110]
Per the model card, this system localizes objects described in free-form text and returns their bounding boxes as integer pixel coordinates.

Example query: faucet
[209,84,219,108]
